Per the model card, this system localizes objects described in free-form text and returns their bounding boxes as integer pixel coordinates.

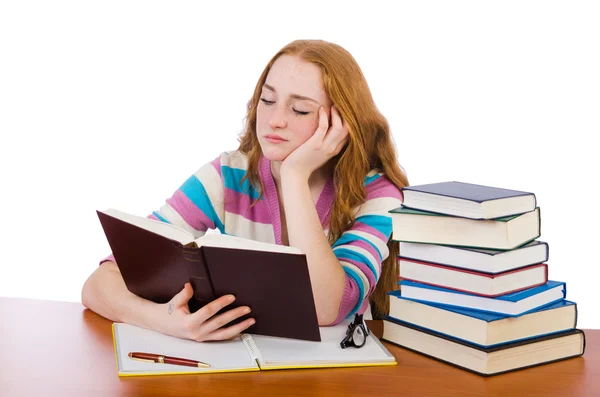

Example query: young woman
[82,39,409,342]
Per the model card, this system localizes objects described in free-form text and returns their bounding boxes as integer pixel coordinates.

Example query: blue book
[387,292,577,347]
[398,280,566,316]
[400,181,537,219]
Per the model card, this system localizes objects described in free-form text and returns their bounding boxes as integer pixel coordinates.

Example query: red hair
[238,40,409,318]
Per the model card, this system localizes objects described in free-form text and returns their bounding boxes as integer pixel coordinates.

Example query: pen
[128,352,211,368]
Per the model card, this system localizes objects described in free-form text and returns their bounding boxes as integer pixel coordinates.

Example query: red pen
[128,352,211,368]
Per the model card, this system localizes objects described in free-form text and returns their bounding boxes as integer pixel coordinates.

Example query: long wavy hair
[238,39,409,318]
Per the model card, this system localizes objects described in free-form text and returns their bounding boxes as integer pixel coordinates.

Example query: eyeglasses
[340,313,370,349]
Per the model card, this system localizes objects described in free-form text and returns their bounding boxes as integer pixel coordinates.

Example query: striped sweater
[105,150,403,324]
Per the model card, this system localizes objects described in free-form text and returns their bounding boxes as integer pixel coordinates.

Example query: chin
[259,143,292,162]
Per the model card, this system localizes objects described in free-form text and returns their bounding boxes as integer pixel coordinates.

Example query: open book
[113,321,396,376]
[97,209,320,341]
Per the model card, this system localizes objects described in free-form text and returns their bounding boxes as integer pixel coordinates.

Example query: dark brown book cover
[97,210,321,341]
[383,318,586,376]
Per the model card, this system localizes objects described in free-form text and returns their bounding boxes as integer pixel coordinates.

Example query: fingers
[205,317,256,341]
[197,305,252,336]
[184,295,255,342]
[313,106,329,146]
[173,282,194,308]
[187,294,237,327]
[324,105,349,154]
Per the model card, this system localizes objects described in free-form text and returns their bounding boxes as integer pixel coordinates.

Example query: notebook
[112,321,396,376]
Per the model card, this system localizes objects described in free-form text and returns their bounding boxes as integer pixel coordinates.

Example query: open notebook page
[249,320,396,368]
[113,323,258,375]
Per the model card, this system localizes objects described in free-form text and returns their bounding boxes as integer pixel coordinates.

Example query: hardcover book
[97,208,320,341]
[398,280,566,316]
[389,207,541,250]
[401,181,537,219]
[382,318,585,376]
[398,240,549,274]
[398,259,548,296]
[387,296,577,347]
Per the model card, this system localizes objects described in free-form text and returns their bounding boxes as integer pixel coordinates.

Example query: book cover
[387,296,578,347]
[398,259,548,296]
[398,240,549,274]
[97,209,321,341]
[398,280,566,316]
[401,181,537,219]
[382,318,585,376]
[389,207,541,250]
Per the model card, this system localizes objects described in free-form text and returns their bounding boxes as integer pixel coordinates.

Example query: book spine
[180,247,216,307]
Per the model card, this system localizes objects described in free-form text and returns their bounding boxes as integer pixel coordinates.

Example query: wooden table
[1,298,598,397]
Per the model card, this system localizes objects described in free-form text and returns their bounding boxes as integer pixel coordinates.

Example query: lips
[264,134,287,143]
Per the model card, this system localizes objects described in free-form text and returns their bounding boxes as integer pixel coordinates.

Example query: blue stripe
[364,173,381,186]
[355,214,392,238]
[152,211,170,223]
[342,266,366,317]
[180,175,225,233]
[221,166,260,201]
[332,234,383,261]
[334,247,378,279]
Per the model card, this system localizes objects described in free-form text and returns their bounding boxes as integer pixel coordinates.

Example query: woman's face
[256,55,332,162]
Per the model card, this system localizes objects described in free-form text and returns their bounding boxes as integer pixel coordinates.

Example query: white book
[398,259,548,296]
[113,321,396,376]
[398,240,549,274]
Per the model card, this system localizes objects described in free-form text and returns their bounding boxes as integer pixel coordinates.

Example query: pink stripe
[338,257,377,294]
[210,156,222,177]
[167,190,215,230]
[366,176,403,200]
[148,214,160,221]
[99,253,116,266]
[316,176,335,226]
[352,221,389,243]
[332,276,361,325]
[346,238,383,263]
[224,187,271,224]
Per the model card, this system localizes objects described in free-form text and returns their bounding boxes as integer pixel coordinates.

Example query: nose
[268,105,287,129]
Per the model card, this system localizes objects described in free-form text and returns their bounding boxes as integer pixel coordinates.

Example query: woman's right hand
[155,282,255,341]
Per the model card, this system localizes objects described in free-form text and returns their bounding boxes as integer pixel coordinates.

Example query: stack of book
[382,181,586,376]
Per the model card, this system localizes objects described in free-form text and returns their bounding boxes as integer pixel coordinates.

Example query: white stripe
[224,212,276,244]
[344,230,390,260]
[157,203,206,239]
[221,150,250,170]
[334,245,380,279]
[354,197,403,218]
[340,260,370,299]
[193,162,225,224]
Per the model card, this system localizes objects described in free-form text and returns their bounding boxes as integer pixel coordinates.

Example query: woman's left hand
[280,105,349,180]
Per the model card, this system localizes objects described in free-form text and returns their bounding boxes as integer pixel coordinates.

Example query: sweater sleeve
[331,172,403,324]
[100,155,225,265]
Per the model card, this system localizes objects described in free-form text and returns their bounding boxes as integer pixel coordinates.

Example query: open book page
[194,233,302,254]
[100,208,301,255]
[101,208,196,245]
[113,323,259,376]
[248,320,396,368]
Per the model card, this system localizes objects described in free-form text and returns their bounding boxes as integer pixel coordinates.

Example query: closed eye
[260,98,310,116]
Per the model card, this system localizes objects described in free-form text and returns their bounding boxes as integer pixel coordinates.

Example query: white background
[1,1,598,328]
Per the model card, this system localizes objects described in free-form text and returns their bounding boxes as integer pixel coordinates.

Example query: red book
[398,258,548,297]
